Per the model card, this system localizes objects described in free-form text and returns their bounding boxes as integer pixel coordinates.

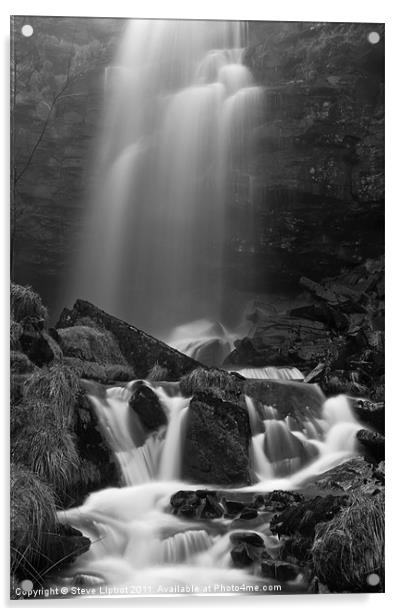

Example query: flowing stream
[57,380,363,595]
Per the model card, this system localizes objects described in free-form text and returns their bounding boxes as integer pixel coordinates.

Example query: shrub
[57,325,126,365]
[10,351,34,375]
[10,320,23,350]
[312,491,384,592]
[23,363,80,426]
[147,363,169,381]
[13,425,80,500]
[10,463,57,576]
[10,283,48,324]
[180,367,241,398]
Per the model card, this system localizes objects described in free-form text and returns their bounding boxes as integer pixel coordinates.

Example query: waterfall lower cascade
[57,382,364,596]
[78,20,264,336]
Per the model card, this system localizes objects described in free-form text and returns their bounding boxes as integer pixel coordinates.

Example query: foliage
[10,463,57,576]
[10,351,34,375]
[180,367,241,398]
[312,491,384,591]
[10,283,48,323]
[23,362,80,426]
[12,425,80,499]
[147,363,169,381]
[10,320,23,350]
[57,325,126,365]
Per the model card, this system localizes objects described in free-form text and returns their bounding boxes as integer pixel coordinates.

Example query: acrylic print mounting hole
[21,24,34,37]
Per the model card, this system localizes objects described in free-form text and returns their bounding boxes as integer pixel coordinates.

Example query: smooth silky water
[56,380,364,595]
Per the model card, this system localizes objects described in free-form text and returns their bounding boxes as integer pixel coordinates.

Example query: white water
[77,20,264,336]
[57,381,364,595]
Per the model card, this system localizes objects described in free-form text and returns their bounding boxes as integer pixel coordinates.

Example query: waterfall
[76,20,264,337]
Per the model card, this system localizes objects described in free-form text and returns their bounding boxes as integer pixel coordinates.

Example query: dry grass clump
[57,325,126,365]
[11,283,48,323]
[13,425,80,499]
[10,351,34,375]
[180,367,241,398]
[10,320,23,350]
[105,364,136,381]
[147,363,169,381]
[23,363,80,426]
[10,463,57,575]
[312,491,384,592]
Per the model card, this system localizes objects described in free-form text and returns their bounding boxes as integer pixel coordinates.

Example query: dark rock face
[20,317,63,366]
[68,389,121,506]
[270,495,348,539]
[349,397,384,433]
[302,456,383,494]
[229,22,384,291]
[261,559,301,582]
[182,390,251,486]
[129,382,167,431]
[243,379,324,422]
[170,490,224,520]
[57,299,201,379]
[356,429,385,463]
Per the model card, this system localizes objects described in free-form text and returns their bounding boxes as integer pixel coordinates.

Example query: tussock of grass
[312,492,384,591]
[147,363,169,381]
[13,425,80,499]
[105,364,136,381]
[10,320,23,350]
[10,351,34,375]
[180,367,241,397]
[23,363,80,426]
[11,283,48,324]
[57,325,126,365]
[64,357,135,383]
[10,463,57,574]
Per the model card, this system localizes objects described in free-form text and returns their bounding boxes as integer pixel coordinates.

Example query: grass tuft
[10,463,57,574]
[10,351,34,375]
[23,363,80,426]
[180,367,241,398]
[312,491,384,591]
[57,325,126,365]
[10,320,23,350]
[11,283,48,323]
[13,425,80,499]
[147,363,169,381]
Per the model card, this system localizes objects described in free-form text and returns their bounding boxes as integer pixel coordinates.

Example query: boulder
[261,559,301,582]
[182,389,251,486]
[20,318,63,366]
[302,456,382,494]
[129,382,167,431]
[57,299,201,379]
[348,397,384,433]
[356,429,385,463]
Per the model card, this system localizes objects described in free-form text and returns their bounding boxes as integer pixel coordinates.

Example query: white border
[1,0,399,613]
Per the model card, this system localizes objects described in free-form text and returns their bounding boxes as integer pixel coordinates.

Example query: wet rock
[230,532,265,547]
[20,317,62,366]
[223,499,246,516]
[231,544,254,567]
[239,508,259,520]
[182,389,251,486]
[261,559,301,582]
[356,429,385,463]
[264,490,304,512]
[302,456,380,493]
[40,525,91,573]
[129,383,167,431]
[348,397,384,433]
[170,490,224,519]
[57,299,200,379]
[270,495,348,538]
[67,389,121,506]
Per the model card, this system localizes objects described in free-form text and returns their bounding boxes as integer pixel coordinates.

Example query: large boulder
[182,389,251,486]
[356,429,385,463]
[57,299,201,379]
[129,382,167,431]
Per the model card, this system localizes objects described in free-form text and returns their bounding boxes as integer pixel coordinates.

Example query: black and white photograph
[9,10,385,601]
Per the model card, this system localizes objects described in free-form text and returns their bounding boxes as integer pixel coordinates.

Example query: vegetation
[10,320,23,350]
[57,325,126,365]
[10,350,34,374]
[10,463,57,577]
[10,283,48,323]
[180,367,241,398]
[312,492,384,591]
[147,362,169,381]
[23,362,80,425]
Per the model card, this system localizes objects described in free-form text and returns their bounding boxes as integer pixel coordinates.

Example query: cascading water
[76,20,264,337]
[57,381,365,595]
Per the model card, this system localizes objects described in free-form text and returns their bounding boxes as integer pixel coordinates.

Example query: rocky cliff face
[230,22,384,292]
